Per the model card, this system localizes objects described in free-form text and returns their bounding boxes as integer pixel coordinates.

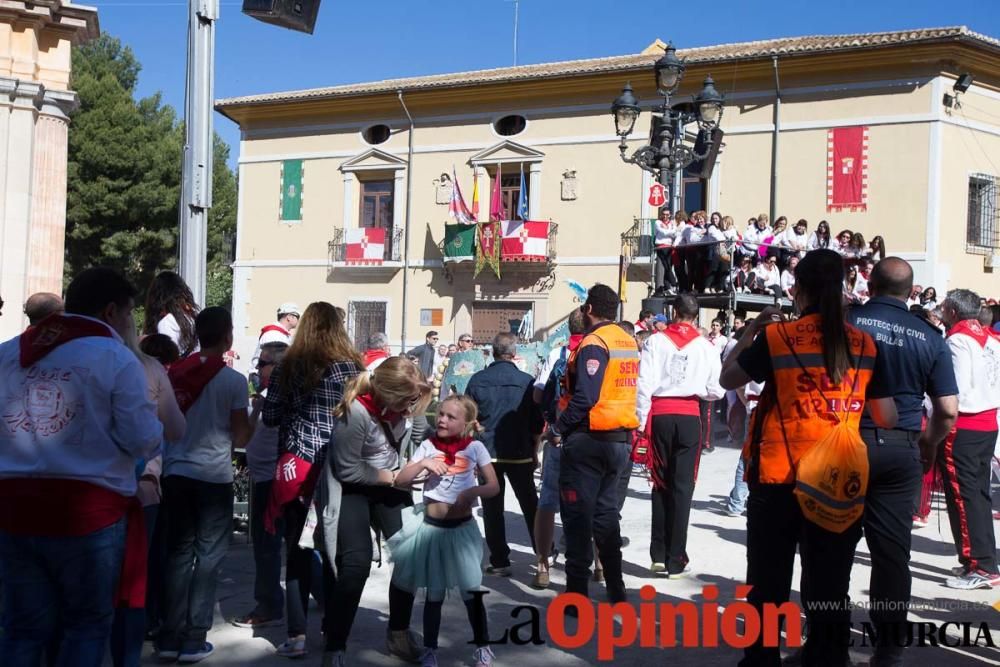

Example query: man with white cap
[251,303,300,368]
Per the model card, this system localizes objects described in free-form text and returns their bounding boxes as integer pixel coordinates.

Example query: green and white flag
[280,159,303,221]
[443,224,475,262]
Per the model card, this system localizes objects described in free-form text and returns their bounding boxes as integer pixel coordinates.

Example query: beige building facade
[218,27,1000,366]
[0,0,98,340]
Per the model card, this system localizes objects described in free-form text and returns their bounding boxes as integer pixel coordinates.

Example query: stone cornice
[0,1,100,43]
[0,75,77,118]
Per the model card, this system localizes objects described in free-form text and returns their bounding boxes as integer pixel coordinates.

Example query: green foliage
[66,33,237,310]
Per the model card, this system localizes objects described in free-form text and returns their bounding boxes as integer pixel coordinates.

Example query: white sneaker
[420,648,438,667]
[945,569,1000,590]
[276,635,307,658]
[474,646,496,666]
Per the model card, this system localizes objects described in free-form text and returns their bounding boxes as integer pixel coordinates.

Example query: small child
[388,395,500,667]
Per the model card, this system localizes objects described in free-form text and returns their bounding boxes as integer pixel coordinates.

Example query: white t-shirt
[409,438,492,506]
[157,313,199,355]
[164,366,249,484]
[780,269,796,296]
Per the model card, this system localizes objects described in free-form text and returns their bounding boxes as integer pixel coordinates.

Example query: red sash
[0,479,148,608]
[168,354,226,413]
[19,314,113,367]
[264,451,315,534]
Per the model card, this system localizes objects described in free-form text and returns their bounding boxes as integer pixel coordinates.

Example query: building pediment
[469,140,544,166]
[340,148,407,172]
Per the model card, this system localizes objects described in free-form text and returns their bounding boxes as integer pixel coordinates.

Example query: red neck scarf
[356,392,404,424]
[568,333,584,352]
[429,435,474,466]
[168,354,226,413]
[363,349,390,367]
[948,319,989,348]
[259,323,289,338]
[662,322,701,349]
[20,314,113,368]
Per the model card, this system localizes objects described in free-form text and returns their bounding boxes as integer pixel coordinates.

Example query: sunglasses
[460,338,473,343]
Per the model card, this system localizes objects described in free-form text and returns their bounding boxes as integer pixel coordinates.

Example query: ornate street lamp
[611,42,724,213]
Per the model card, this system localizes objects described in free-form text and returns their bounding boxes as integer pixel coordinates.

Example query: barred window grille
[967,173,999,253]
[348,301,387,352]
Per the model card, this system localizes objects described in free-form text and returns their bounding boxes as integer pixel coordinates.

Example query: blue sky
[88,0,1000,167]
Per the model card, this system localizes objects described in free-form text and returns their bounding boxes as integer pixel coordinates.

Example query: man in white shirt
[251,302,300,368]
[0,267,163,665]
[752,255,782,296]
[636,294,724,577]
[938,289,1000,590]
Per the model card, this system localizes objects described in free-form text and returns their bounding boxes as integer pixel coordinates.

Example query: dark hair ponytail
[794,250,851,384]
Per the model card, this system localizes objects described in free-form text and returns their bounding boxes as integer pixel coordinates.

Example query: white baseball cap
[277,302,301,317]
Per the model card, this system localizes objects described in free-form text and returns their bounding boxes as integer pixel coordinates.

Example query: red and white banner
[827,126,868,212]
[501,220,549,262]
[344,227,385,265]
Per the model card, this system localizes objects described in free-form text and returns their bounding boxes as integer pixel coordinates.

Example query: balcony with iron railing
[328,226,404,271]
[437,221,559,272]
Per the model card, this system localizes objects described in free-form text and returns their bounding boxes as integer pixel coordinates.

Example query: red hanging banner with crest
[827,126,869,212]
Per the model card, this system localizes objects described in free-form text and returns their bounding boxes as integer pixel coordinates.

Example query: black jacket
[465,360,544,459]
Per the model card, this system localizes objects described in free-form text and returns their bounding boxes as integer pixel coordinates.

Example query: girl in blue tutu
[389,395,500,667]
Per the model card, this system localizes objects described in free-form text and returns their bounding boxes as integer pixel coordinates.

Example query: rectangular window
[967,174,999,253]
[348,300,388,352]
[280,159,304,221]
[682,177,706,213]
[500,172,528,220]
[360,180,394,229]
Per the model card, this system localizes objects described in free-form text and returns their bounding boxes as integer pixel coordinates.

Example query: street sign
[648,183,666,207]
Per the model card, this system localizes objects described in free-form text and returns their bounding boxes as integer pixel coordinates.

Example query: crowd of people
[1,254,1000,667]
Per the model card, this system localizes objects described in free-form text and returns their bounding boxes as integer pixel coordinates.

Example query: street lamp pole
[178,0,218,307]
[611,43,723,214]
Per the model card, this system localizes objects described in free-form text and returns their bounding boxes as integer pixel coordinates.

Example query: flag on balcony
[344,227,385,265]
[517,166,528,220]
[827,126,868,212]
[489,164,506,221]
[475,221,502,279]
[501,220,549,262]
[443,224,475,262]
[448,167,474,224]
[471,171,480,219]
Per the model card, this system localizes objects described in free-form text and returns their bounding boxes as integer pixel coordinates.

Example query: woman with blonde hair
[318,357,433,667]
[259,302,364,656]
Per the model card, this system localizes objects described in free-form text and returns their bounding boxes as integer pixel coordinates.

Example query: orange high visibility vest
[753,314,877,484]
[560,323,640,431]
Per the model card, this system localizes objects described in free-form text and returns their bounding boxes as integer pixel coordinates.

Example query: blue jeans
[0,518,127,667]
[110,504,159,667]
[727,455,749,514]
[250,480,284,618]
[159,476,233,653]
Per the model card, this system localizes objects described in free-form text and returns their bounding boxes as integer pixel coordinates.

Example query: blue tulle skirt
[387,503,484,594]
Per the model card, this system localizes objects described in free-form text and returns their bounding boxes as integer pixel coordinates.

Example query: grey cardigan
[316,400,412,574]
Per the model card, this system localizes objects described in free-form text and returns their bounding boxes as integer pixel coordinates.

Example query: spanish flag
[471,172,480,219]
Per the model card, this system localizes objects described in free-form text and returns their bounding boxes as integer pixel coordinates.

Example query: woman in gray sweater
[317,356,433,667]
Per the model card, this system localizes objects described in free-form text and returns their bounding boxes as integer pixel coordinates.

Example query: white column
[27,90,75,296]
[393,169,404,231]
[528,162,542,220]
[475,166,488,222]
[708,157,722,213]
[924,76,945,292]
[342,171,355,228]
[0,78,42,341]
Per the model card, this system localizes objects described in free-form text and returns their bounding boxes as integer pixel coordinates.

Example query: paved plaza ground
[137,430,1000,666]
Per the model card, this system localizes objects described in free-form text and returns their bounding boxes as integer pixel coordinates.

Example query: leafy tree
[66,33,237,309]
